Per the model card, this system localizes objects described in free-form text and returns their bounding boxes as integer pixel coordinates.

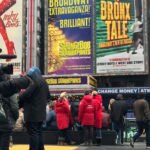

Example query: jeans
[133,121,150,147]
[83,125,94,144]
[25,122,44,150]
[113,121,124,144]
[95,128,102,139]
[59,128,70,144]
[0,131,11,150]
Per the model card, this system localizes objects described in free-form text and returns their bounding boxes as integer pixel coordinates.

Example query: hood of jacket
[82,95,93,105]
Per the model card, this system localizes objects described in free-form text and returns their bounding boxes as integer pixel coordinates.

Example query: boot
[96,138,101,146]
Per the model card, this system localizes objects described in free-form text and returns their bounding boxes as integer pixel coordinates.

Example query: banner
[0,0,23,75]
[48,0,93,75]
[96,0,147,75]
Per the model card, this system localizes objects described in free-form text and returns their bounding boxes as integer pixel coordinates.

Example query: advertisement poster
[0,0,23,75]
[96,0,147,75]
[48,0,93,75]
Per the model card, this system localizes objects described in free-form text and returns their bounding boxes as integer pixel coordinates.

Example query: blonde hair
[60,92,68,99]
[92,91,98,96]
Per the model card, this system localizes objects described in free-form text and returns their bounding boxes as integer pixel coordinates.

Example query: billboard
[47,0,93,75]
[96,0,148,75]
[0,0,23,75]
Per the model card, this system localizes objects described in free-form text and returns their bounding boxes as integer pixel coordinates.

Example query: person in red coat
[54,93,72,145]
[78,91,96,146]
[92,90,103,145]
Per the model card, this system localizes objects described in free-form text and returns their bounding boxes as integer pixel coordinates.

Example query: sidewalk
[9,142,147,150]
[78,142,147,150]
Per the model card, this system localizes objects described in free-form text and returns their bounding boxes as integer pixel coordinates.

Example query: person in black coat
[0,67,50,150]
[0,75,30,150]
[19,67,51,150]
[110,94,128,145]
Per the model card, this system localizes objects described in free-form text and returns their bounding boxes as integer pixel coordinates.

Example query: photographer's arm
[0,76,30,97]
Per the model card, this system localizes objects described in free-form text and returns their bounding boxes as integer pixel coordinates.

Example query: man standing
[110,94,128,145]
[130,93,150,148]
[19,67,51,150]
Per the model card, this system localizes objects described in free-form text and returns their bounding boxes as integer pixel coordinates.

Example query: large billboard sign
[47,0,93,75]
[96,0,148,75]
[0,0,23,75]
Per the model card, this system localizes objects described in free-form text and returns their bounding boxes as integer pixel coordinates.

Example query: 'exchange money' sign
[98,87,150,94]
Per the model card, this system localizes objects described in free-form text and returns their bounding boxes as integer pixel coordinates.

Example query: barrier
[12,130,116,145]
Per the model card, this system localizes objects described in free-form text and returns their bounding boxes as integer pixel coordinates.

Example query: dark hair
[137,93,145,99]
[84,90,90,95]
[116,94,123,100]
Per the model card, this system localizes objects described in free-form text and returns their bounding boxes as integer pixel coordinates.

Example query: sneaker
[130,138,134,148]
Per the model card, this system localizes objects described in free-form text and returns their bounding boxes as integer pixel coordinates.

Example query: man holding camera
[0,66,50,150]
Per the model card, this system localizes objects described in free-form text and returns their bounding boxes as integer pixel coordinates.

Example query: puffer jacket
[55,99,71,130]
[93,94,103,128]
[78,95,95,126]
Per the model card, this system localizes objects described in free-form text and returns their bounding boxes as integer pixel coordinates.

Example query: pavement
[9,142,149,150]
[77,142,148,150]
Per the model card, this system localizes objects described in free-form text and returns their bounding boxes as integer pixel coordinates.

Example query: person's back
[133,99,150,122]
[111,100,127,122]
[18,67,51,150]
[78,94,95,126]
[78,92,95,146]
[46,102,57,130]
[130,94,150,148]
[19,76,50,122]
[110,94,127,145]
[102,108,111,129]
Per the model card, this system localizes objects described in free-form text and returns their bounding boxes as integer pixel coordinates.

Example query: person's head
[48,101,54,110]
[136,16,141,22]
[116,94,123,101]
[26,67,41,81]
[92,90,98,96]
[84,90,91,95]
[137,93,145,99]
[60,92,68,99]
[109,98,115,104]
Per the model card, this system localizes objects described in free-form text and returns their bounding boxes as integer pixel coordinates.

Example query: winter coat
[102,112,111,129]
[111,100,127,122]
[55,99,71,130]
[78,95,95,126]
[93,94,103,128]
[133,99,150,122]
[19,76,50,122]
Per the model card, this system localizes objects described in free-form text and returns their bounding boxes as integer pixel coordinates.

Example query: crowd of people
[1,66,150,150]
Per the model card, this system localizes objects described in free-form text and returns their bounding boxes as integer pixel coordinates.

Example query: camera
[0,64,13,75]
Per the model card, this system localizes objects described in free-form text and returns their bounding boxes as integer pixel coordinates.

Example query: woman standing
[54,92,72,145]
[92,91,103,145]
